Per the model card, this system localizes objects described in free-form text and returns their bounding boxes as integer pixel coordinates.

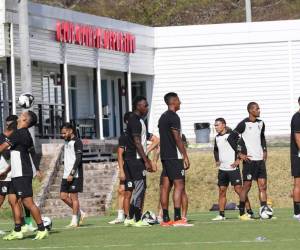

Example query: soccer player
[0,111,48,240]
[212,118,253,220]
[123,96,156,227]
[60,123,85,228]
[290,97,300,219]
[230,102,269,220]
[109,112,132,224]
[159,92,190,226]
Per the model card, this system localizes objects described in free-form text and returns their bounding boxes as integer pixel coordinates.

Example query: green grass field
[0,208,299,250]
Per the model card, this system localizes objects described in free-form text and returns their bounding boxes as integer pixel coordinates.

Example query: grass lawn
[0,208,299,250]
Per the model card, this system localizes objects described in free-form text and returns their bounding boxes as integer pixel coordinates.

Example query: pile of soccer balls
[142,211,158,225]
[42,216,52,231]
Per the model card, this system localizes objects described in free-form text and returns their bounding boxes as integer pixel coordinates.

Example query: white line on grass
[1,238,300,249]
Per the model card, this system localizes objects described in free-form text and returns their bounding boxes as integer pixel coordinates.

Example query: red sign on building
[56,21,136,53]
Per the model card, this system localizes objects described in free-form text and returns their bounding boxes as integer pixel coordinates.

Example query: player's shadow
[77,223,94,227]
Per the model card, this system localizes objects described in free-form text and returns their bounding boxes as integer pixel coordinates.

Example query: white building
[1,0,300,142]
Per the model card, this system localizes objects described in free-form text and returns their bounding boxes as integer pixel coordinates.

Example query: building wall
[4,0,154,75]
[150,21,300,138]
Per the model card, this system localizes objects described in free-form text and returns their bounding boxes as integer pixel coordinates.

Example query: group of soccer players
[111,92,300,226]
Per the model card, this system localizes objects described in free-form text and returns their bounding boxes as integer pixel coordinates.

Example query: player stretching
[159,92,190,226]
[212,118,253,220]
[290,97,300,219]
[231,102,270,220]
[123,96,157,227]
[60,123,85,228]
[109,112,132,224]
[0,111,48,240]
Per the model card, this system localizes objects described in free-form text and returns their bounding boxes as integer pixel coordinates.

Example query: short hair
[5,115,18,123]
[124,112,133,123]
[61,122,76,134]
[215,117,226,125]
[164,92,178,105]
[247,102,258,112]
[132,96,146,110]
[27,111,37,128]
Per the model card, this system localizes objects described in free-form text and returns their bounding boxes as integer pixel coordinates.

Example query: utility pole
[245,0,252,22]
[18,0,34,139]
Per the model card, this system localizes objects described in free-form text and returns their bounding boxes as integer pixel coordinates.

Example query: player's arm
[150,145,160,172]
[213,138,220,167]
[67,139,83,182]
[117,146,125,181]
[227,132,240,167]
[146,134,160,155]
[171,128,190,170]
[261,122,267,161]
[0,142,10,154]
[133,134,153,172]
[230,120,250,161]
[0,165,11,180]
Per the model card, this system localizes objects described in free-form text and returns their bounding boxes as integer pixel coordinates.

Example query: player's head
[133,96,148,116]
[247,102,260,117]
[4,115,18,135]
[164,92,181,111]
[123,111,133,124]
[214,117,226,134]
[18,111,37,128]
[61,122,76,140]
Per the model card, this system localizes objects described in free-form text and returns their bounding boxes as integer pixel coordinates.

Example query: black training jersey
[118,130,129,157]
[232,118,267,161]
[214,130,238,171]
[158,110,182,160]
[63,137,83,179]
[125,113,151,160]
[5,128,35,178]
[290,112,300,156]
[0,134,11,181]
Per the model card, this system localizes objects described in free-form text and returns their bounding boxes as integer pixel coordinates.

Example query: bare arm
[171,129,190,170]
[117,147,125,181]
[0,142,10,154]
[146,135,160,155]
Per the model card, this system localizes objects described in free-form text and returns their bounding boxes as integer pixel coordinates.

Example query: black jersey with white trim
[214,130,238,171]
[125,113,151,160]
[232,118,267,161]
[5,128,35,178]
[290,112,300,156]
[63,137,83,179]
[158,110,183,160]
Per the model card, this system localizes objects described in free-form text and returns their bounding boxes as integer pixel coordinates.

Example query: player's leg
[257,178,267,206]
[239,180,252,218]
[234,185,253,217]
[69,192,80,227]
[293,177,300,217]
[132,179,149,227]
[172,179,184,221]
[0,194,6,235]
[60,192,73,208]
[123,179,135,226]
[181,188,188,221]
[160,176,171,224]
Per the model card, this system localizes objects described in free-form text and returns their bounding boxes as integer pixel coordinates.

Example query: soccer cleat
[133,220,152,227]
[172,219,190,227]
[182,217,188,223]
[65,222,78,228]
[108,218,125,224]
[293,214,300,220]
[3,230,23,240]
[160,220,173,227]
[33,230,49,240]
[247,213,255,219]
[78,211,87,226]
[124,218,135,227]
[239,214,254,221]
[21,224,30,234]
[212,215,226,221]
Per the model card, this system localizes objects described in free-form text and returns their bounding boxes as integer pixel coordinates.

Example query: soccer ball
[42,216,52,231]
[17,93,34,108]
[142,210,157,225]
[259,205,273,219]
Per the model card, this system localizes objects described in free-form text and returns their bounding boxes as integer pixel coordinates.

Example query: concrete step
[42,206,106,218]
[46,191,108,199]
[44,198,106,208]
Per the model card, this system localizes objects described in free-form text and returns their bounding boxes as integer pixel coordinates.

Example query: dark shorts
[0,181,11,196]
[9,176,33,198]
[124,159,146,181]
[125,178,146,192]
[291,154,300,177]
[242,160,267,181]
[60,178,83,193]
[161,159,185,181]
[218,169,242,187]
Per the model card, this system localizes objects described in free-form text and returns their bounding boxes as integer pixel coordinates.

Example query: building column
[10,23,16,115]
[96,51,104,139]
[63,46,70,122]
[127,55,132,111]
